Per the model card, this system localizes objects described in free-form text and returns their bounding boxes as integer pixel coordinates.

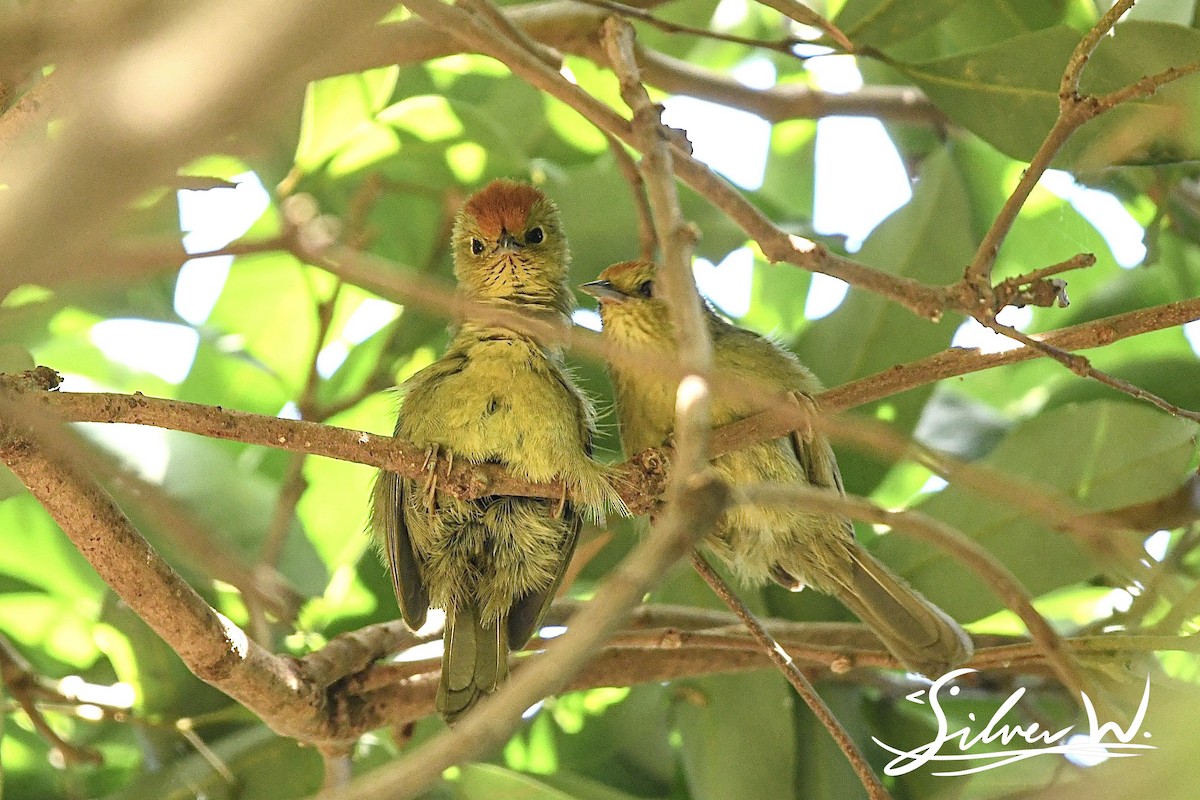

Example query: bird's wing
[506,510,582,648]
[788,398,855,538]
[374,469,429,631]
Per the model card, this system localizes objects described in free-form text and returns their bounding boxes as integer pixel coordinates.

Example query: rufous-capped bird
[372,180,616,720]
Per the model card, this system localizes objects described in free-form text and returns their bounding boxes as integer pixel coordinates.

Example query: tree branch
[822,296,1200,411]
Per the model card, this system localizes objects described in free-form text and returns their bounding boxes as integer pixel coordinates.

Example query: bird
[371,179,616,721]
[581,260,972,677]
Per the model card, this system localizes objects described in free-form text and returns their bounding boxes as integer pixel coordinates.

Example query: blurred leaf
[550,682,676,796]
[456,763,577,800]
[110,726,322,800]
[673,672,797,800]
[0,344,34,373]
[877,400,1199,621]
[155,434,328,598]
[537,770,651,800]
[0,594,102,671]
[0,494,106,602]
[743,258,813,338]
[549,157,746,280]
[793,684,878,800]
[913,388,1012,460]
[633,1,721,60]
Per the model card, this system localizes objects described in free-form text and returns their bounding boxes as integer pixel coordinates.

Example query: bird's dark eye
[471,238,484,255]
[637,280,653,298]
[525,227,544,244]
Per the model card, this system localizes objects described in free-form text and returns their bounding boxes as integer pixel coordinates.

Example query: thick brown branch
[0,397,337,745]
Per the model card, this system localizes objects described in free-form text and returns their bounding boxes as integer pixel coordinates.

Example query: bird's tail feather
[437,603,509,722]
[835,547,973,677]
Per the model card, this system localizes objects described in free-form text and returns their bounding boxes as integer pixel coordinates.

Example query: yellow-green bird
[582,260,971,677]
[372,180,614,721]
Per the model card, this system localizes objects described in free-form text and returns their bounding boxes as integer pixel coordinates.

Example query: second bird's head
[580,260,675,344]
[452,180,569,310]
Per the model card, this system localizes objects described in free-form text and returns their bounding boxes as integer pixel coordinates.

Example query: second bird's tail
[437,603,509,722]
[834,546,973,677]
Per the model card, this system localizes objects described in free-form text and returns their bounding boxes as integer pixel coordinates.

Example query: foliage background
[1,0,1200,798]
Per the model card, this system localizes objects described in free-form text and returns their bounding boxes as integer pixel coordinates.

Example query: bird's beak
[580,280,627,304]
[498,229,523,251]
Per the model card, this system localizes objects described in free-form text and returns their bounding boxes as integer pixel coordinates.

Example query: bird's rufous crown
[461,180,547,239]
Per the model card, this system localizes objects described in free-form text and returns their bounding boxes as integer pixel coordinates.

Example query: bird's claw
[553,481,568,518]
[422,444,440,512]
[787,391,820,442]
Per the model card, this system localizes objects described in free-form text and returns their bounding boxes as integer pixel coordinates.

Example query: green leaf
[793,684,878,800]
[153,433,328,598]
[897,27,1071,164]
[1043,357,1200,414]
[876,400,1199,621]
[673,672,798,800]
[0,594,102,670]
[900,22,1200,167]
[296,67,400,172]
[537,771,651,800]
[550,684,677,798]
[0,494,106,602]
[836,0,963,48]
[795,145,975,495]
[936,0,1092,52]
[549,157,746,278]
[204,251,318,395]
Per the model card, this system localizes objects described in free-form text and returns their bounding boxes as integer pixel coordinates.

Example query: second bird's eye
[525,227,544,244]
[471,238,484,255]
[637,280,653,298]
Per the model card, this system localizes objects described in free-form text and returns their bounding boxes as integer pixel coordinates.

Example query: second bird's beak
[580,280,628,303]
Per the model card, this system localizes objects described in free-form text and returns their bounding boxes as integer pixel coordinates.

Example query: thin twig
[975,315,1200,423]
[959,0,1199,297]
[823,296,1200,411]
[402,0,949,321]
[601,16,709,373]
[574,0,808,58]
[691,552,891,800]
[754,0,855,53]
[605,132,657,260]
[0,634,103,766]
